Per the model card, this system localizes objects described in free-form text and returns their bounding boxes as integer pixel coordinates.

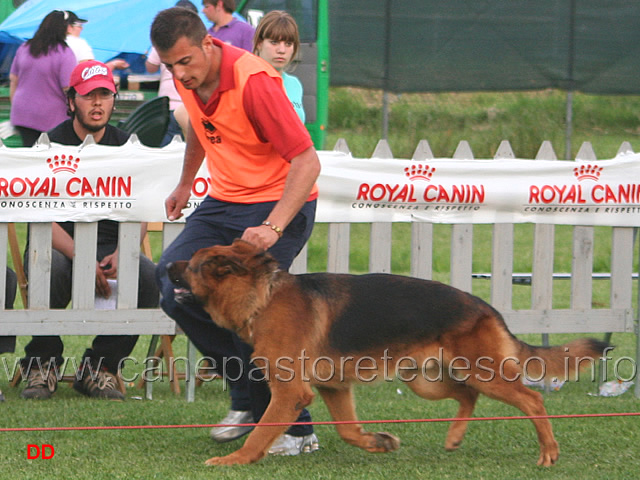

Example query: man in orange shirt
[151,7,320,456]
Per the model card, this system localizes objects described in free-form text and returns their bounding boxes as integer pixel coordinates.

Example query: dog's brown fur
[168,239,609,466]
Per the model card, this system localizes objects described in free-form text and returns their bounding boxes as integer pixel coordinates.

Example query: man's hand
[106,58,130,71]
[95,261,112,298]
[241,224,280,251]
[100,252,118,278]
[165,184,192,221]
[95,252,118,298]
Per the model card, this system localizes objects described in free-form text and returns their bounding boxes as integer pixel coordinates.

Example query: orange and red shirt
[176,38,318,203]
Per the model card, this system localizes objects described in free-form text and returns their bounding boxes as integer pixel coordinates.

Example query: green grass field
[0,332,638,479]
[2,88,639,478]
[325,88,640,159]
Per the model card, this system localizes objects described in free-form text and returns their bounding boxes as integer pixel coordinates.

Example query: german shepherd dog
[167,239,609,466]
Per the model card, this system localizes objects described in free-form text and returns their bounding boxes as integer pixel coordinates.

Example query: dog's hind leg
[443,385,479,451]
[466,372,559,466]
[316,386,400,453]
[405,376,479,451]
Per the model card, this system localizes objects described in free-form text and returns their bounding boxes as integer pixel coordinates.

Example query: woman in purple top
[9,10,77,147]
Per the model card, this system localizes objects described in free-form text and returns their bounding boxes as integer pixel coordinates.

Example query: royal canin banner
[1,141,640,226]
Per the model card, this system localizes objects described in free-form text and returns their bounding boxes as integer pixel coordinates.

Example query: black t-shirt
[47,120,130,245]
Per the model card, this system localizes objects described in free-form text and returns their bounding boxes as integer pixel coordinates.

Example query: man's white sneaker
[268,433,320,456]
[210,410,254,443]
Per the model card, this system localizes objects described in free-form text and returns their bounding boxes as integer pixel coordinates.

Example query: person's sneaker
[268,433,320,456]
[73,369,124,400]
[210,410,254,443]
[21,362,58,400]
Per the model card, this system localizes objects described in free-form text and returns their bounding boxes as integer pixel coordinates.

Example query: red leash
[1,411,638,432]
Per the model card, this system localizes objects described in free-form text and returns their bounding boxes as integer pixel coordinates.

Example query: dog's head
[167,239,280,332]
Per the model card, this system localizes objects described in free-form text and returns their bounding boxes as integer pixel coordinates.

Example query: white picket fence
[1,138,638,398]
[291,138,639,397]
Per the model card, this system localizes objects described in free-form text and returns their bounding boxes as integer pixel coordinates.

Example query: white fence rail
[0,221,182,336]
[1,139,638,398]
[292,138,639,397]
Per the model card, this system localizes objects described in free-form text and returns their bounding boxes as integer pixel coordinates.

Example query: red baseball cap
[69,60,116,96]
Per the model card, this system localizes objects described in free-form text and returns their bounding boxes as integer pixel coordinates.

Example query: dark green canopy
[330,0,640,94]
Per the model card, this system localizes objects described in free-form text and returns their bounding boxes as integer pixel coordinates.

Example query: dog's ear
[200,255,249,277]
[230,238,260,254]
[247,250,280,274]
[230,239,279,273]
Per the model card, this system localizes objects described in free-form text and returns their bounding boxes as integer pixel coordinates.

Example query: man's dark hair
[175,0,198,12]
[203,0,236,13]
[66,87,78,118]
[151,7,207,52]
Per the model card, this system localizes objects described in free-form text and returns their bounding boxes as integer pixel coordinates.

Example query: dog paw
[536,444,559,467]
[444,439,462,451]
[205,453,252,466]
[204,447,266,466]
[366,432,400,452]
[444,422,468,451]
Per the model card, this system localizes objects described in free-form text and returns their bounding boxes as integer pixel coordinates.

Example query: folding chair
[117,96,170,147]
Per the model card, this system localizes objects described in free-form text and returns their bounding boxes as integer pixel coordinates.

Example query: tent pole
[381,0,391,140]
[382,91,389,140]
[564,90,573,160]
[564,0,576,160]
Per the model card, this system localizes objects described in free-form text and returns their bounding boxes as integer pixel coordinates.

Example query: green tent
[330,0,640,95]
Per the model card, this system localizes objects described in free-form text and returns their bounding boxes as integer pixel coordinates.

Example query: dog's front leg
[204,382,314,466]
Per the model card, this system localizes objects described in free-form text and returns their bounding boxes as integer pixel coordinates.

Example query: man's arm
[98,222,149,276]
[240,72,320,249]
[145,47,161,73]
[165,121,206,221]
[241,146,320,250]
[145,61,160,74]
[51,223,75,259]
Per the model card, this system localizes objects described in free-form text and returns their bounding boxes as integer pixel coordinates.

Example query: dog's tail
[515,338,612,381]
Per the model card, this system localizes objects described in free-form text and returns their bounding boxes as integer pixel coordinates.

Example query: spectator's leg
[21,249,71,370]
[19,250,70,398]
